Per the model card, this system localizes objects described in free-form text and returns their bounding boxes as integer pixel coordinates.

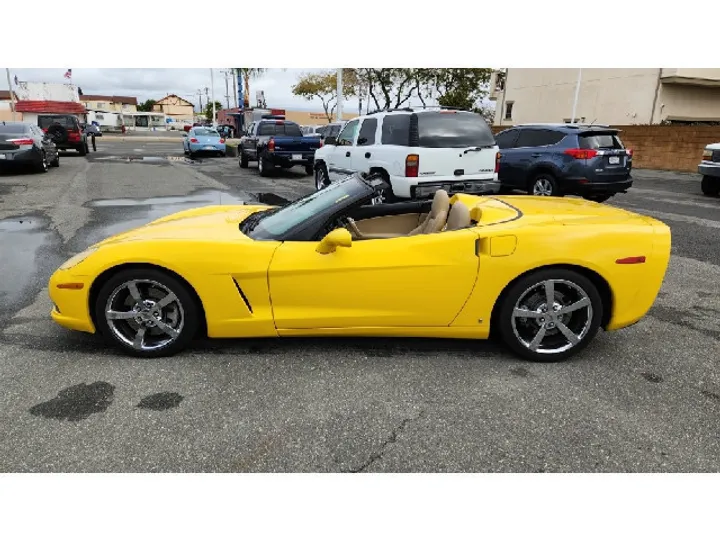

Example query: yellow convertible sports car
[48,173,671,362]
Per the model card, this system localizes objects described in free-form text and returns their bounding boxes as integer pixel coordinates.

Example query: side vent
[231,278,253,314]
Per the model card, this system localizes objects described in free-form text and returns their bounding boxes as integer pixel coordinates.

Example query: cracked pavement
[0,138,718,472]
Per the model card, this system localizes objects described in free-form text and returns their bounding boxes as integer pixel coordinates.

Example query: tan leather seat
[407,189,450,235]
[445,201,471,231]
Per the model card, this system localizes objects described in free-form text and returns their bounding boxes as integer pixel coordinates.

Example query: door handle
[345,151,351,157]
[531,153,542,157]
[365,152,371,158]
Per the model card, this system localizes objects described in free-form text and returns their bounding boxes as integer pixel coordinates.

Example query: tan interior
[345,190,452,240]
[445,201,471,231]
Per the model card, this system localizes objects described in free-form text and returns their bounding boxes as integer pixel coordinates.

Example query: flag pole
[5,68,16,121]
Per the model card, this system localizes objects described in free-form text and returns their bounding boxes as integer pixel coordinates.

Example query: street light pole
[336,68,343,122]
[210,69,216,127]
[571,68,582,124]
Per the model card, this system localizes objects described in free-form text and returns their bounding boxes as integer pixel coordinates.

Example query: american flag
[64,69,72,79]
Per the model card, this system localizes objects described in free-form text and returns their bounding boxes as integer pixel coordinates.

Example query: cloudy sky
[8,68,365,112]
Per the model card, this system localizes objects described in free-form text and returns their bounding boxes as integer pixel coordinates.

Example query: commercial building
[490,69,720,126]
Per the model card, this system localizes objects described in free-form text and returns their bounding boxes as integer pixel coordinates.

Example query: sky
[7,68,364,113]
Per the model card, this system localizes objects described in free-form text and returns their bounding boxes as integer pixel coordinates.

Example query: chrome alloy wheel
[532,178,553,196]
[104,279,185,352]
[315,167,328,190]
[510,279,593,355]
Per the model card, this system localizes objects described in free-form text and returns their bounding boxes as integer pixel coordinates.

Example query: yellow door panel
[268,229,481,329]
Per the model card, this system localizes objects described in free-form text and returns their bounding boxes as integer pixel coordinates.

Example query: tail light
[626,149,634,157]
[564,148,598,160]
[219,138,225,143]
[495,151,501,173]
[268,138,276,152]
[190,138,198,143]
[8,138,34,146]
[405,154,419,177]
[67,128,81,142]
[318,139,324,148]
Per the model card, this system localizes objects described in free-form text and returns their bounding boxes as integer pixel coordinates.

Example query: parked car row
[243,110,638,205]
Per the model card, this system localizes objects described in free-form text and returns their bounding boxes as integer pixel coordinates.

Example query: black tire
[701,175,720,197]
[258,154,271,177]
[314,163,330,190]
[91,136,97,152]
[94,268,200,358]
[239,151,249,168]
[496,268,603,363]
[305,163,314,176]
[50,153,60,167]
[219,152,226,158]
[78,142,87,156]
[374,170,396,203]
[584,194,612,203]
[34,151,49,173]
[528,172,561,197]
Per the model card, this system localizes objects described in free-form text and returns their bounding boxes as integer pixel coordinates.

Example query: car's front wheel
[35,151,49,173]
[239,151,249,168]
[94,268,200,358]
[496,268,603,362]
[701,175,720,197]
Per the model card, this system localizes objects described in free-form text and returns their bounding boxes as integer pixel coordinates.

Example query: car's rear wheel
[35,151,49,173]
[78,143,87,156]
[239,151,249,168]
[50,152,60,167]
[701,175,720,197]
[529,173,560,197]
[315,164,330,190]
[496,268,603,362]
[94,268,200,358]
[258,155,271,177]
[584,194,612,203]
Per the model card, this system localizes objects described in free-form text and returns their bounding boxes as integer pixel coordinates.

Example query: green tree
[204,101,223,121]
[292,70,358,121]
[137,99,157,112]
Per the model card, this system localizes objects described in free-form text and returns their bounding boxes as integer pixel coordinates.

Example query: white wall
[14,82,80,102]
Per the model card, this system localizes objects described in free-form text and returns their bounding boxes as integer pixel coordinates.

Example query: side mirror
[325,135,337,145]
[316,228,352,254]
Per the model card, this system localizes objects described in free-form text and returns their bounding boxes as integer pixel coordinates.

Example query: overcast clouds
[7,68,364,112]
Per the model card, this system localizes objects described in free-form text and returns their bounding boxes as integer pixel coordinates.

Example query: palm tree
[232,68,267,108]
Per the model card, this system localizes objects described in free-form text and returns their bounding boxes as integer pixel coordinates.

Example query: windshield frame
[245,174,375,241]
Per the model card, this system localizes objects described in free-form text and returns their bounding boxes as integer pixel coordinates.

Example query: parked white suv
[312,107,500,200]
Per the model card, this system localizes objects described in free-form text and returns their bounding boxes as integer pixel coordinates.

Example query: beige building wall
[153,95,194,122]
[284,110,358,125]
[80,100,137,113]
[493,68,720,126]
[494,68,661,126]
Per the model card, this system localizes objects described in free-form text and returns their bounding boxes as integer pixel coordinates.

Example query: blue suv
[494,124,633,202]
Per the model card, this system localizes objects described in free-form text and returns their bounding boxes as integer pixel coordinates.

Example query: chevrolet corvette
[48,173,671,362]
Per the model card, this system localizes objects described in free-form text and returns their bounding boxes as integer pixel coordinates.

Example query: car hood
[92,204,271,246]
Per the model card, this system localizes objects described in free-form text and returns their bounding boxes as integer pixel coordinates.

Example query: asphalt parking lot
[0,137,718,473]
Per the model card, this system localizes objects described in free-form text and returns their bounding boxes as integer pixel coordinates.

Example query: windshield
[194,128,219,137]
[247,175,371,240]
[38,116,77,129]
[417,111,495,148]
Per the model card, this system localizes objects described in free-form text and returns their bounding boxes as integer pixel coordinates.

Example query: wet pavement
[0,139,719,473]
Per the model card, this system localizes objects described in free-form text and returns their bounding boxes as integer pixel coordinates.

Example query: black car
[495,123,633,202]
[0,121,60,173]
[37,114,89,155]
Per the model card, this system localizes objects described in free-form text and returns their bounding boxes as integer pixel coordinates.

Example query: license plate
[204,146,215,150]
[609,156,620,165]
[0,154,6,160]
[292,154,302,161]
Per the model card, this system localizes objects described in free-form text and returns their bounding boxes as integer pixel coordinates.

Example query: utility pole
[336,68,343,122]
[4,68,16,121]
[197,89,204,118]
[210,69,216,127]
[571,68,582,124]
[220,69,231,109]
[231,69,238,108]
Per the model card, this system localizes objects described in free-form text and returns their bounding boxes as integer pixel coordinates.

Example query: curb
[100,136,183,142]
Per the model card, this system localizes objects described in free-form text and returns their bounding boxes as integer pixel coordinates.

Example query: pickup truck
[239,119,322,177]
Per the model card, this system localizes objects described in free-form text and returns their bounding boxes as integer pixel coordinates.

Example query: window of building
[97,102,106,109]
[504,101,514,120]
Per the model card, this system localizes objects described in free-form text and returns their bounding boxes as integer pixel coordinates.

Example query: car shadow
[250,162,310,180]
